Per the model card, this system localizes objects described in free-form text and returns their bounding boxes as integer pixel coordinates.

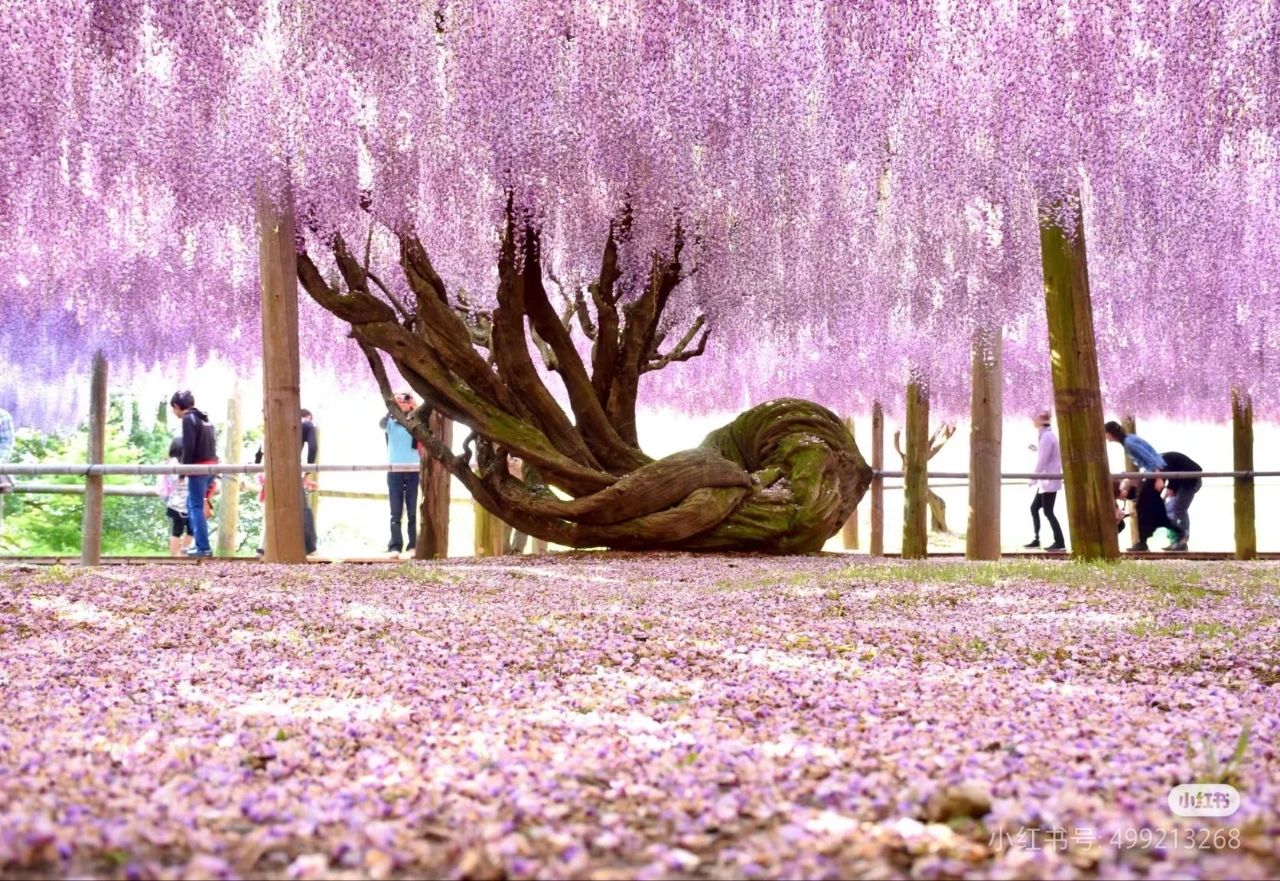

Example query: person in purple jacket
[1025,410,1066,552]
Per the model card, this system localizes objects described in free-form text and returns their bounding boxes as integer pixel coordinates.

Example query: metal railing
[3,463,1275,480]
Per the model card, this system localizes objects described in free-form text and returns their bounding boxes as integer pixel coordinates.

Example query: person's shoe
[1164,539,1188,552]
[185,548,212,558]
[1126,541,1149,552]
[1023,539,1040,549]
[1044,542,1066,552]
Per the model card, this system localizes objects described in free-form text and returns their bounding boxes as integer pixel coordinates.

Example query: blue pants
[187,474,212,554]
[387,472,418,552]
[1165,481,1201,542]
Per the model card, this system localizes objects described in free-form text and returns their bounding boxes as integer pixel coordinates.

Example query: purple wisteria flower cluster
[1,2,1278,426]
[1,555,1276,879]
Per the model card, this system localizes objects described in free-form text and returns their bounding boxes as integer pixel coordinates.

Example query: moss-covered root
[690,398,874,553]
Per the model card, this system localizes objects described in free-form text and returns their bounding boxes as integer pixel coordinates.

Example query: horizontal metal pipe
[2,463,1276,480]
[873,470,1275,480]
[0,462,423,477]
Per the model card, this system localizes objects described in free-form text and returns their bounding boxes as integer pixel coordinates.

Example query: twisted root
[467,398,872,553]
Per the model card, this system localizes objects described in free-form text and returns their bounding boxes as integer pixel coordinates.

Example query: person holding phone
[380,391,422,556]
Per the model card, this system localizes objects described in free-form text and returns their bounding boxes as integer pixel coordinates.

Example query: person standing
[170,391,218,557]
[299,409,319,554]
[1025,410,1066,552]
[1159,450,1202,551]
[504,457,528,555]
[1104,421,1167,551]
[157,437,193,556]
[381,391,421,556]
[0,406,14,537]
[254,408,320,555]
[0,405,13,495]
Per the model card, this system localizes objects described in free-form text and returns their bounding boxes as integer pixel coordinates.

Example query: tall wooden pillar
[902,380,930,559]
[416,411,453,559]
[257,183,306,563]
[1232,390,1256,560]
[966,330,1003,560]
[869,402,884,556]
[1039,199,1118,560]
[841,416,860,550]
[216,387,243,557]
[80,351,107,565]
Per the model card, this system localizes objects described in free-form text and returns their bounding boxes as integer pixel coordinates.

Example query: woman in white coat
[1025,410,1066,552]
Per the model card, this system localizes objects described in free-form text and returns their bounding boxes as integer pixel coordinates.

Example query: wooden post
[1232,390,1256,560]
[841,416,860,550]
[216,387,243,557]
[416,411,453,559]
[966,329,1003,560]
[902,380,929,559]
[80,351,107,565]
[473,500,506,557]
[257,183,306,563]
[1039,198,1118,560]
[870,401,884,556]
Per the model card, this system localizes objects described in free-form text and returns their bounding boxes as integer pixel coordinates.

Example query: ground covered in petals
[1,555,1278,880]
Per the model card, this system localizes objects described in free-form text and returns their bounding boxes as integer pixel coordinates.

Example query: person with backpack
[1104,421,1167,552]
[170,390,218,557]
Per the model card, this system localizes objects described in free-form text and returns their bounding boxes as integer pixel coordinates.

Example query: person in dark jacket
[170,390,218,557]
[1115,478,1170,551]
[253,409,319,555]
[1159,451,1202,551]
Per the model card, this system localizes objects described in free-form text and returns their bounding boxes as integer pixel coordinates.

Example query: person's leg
[404,475,418,551]
[1141,479,1165,542]
[387,472,404,552]
[1027,493,1043,546]
[302,488,317,555]
[1041,491,1065,548]
[187,475,212,554]
[1168,483,1198,546]
[167,508,183,556]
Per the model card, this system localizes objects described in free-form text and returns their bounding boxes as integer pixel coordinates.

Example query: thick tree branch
[398,235,522,414]
[644,315,708,373]
[590,225,622,405]
[489,219,605,472]
[520,225,650,472]
[606,224,684,444]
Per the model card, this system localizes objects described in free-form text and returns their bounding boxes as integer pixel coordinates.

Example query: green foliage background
[0,397,262,556]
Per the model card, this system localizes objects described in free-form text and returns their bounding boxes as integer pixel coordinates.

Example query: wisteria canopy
[1,0,1278,427]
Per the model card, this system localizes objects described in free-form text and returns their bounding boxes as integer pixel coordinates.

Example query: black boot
[1023,538,1040,548]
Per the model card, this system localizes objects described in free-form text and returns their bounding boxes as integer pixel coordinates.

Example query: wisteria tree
[1,1,1278,558]
[298,206,871,552]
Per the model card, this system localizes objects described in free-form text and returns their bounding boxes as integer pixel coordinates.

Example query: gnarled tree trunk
[299,206,872,553]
